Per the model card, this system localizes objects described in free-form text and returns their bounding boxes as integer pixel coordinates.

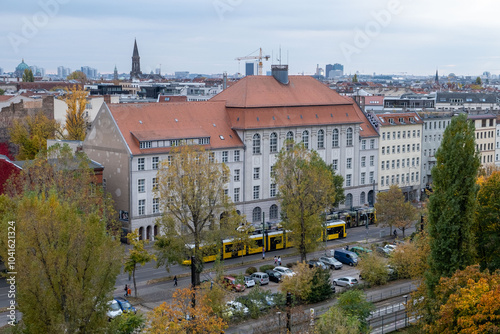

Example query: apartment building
[373,112,423,201]
[469,114,496,166]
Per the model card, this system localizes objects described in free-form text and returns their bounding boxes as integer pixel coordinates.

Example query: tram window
[255,239,263,247]
[225,244,232,253]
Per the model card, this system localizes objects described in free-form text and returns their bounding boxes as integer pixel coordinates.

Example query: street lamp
[403,295,408,327]
[277,311,281,333]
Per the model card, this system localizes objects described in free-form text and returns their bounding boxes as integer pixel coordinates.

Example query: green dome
[15,59,30,77]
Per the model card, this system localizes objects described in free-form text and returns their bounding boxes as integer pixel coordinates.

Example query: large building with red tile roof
[84,67,380,239]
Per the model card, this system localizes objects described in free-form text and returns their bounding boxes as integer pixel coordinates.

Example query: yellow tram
[182,220,346,265]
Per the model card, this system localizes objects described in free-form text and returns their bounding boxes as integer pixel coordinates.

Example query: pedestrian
[278,256,281,266]
[124,284,128,297]
[173,275,178,287]
[127,287,131,297]
[394,229,398,237]
[274,256,277,265]
[346,245,349,251]
[262,247,265,259]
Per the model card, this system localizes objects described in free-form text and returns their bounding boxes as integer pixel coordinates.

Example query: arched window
[270,132,278,153]
[346,128,353,146]
[252,207,262,223]
[286,131,294,150]
[253,134,261,154]
[332,129,339,147]
[269,204,278,220]
[360,192,366,205]
[302,130,309,149]
[317,129,324,149]
[345,193,353,208]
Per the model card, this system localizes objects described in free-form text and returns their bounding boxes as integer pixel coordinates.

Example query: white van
[251,272,270,285]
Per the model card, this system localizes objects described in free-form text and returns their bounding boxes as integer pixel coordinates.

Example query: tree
[307,267,334,303]
[337,289,375,333]
[124,229,156,297]
[107,312,146,334]
[315,306,361,334]
[475,76,482,85]
[0,192,121,333]
[425,265,500,333]
[274,142,337,262]
[357,252,389,286]
[154,146,240,286]
[280,262,314,302]
[474,171,500,271]
[67,70,87,83]
[352,74,359,83]
[62,85,88,141]
[8,112,60,160]
[375,184,417,237]
[146,287,227,334]
[389,231,430,279]
[425,114,480,294]
[0,88,5,95]
[22,68,34,82]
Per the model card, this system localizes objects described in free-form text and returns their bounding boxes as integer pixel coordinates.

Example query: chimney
[271,65,289,85]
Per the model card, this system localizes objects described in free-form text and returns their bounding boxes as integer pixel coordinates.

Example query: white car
[273,266,295,277]
[226,301,249,317]
[384,244,397,253]
[107,300,123,319]
[244,276,255,288]
[333,276,359,287]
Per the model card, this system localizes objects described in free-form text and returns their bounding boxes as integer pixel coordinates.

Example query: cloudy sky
[1,0,499,76]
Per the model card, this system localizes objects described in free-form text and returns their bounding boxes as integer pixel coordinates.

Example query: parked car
[266,270,282,283]
[251,272,270,285]
[244,276,255,288]
[308,260,328,270]
[237,296,268,311]
[225,300,249,317]
[107,300,123,320]
[376,246,391,257]
[273,266,296,277]
[350,246,372,256]
[333,249,359,266]
[223,276,246,292]
[114,297,137,314]
[333,276,359,288]
[384,244,397,253]
[318,256,343,270]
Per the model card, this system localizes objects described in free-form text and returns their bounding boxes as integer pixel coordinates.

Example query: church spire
[435,69,439,84]
[130,39,142,79]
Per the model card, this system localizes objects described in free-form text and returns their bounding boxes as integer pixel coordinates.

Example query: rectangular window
[167,156,172,166]
[361,156,366,167]
[234,150,240,162]
[138,179,145,193]
[413,130,416,138]
[411,172,415,182]
[391,175,395,184]
[361,140,366,150]
[138,199,145,215]
[397,159,400,168]
[253,186,260,200]
[381,177,384,186]
[234,188,240,202]
[370,155,374,166]
[346,174,352,187]
[369,171,374,183]
[392,146,395,154]
[332,159,338,170]
[152,157,159,170]
[138,158,145,171]
[397,131,401,139]
[152,177,158,191]
[361,172,366,185]
[402,145,405,153]
[393,132,396,140]
[347,158,352,169]
[396,174,399,184]
[417,144,420,151]
[386,161,389,170]
[370,139,375,149]
[381,161,385,170]
[416,157,420,166]
[382,147,385,155]
[234,169,240,182]
[402,131,406,139]
[270,165,275,179]
[416,172,419,181]
[253,167,260,180]
[152,198,159,214]
[397,145,400,153]
[392,160,395,169]
[209,152,215,163]
[406,173,409,183]
[402,159,405,168]
[270,184,277,197]
[222,151,228,163]
[382,132,386,140]
[417,130,420,137]
[412,158,415,166]
[386,175,389,185]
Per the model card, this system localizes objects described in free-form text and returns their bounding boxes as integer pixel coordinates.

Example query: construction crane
[235,48,270,76]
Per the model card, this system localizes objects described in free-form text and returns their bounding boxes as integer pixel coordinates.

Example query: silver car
[319,256,343,270]
[333,276,359,287]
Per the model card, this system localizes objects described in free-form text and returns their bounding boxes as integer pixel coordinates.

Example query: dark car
[308,260,328,270]
[265,270,282,283]
[114,297,137,314]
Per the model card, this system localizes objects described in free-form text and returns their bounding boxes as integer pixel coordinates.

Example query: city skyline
[1,0,499,76]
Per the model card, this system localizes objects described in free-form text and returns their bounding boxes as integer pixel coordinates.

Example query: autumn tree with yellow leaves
[146,287,227,334]
[62,86,88,141]
[374,184,417,237]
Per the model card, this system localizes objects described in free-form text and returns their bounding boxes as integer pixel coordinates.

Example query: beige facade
[470,115,496,166]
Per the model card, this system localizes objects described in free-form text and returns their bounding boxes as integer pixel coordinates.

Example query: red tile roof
[0,95,13,102]
[107,101,244,155]
[375,112,424,126]
[345,97,379,138]
[212,75,350,108]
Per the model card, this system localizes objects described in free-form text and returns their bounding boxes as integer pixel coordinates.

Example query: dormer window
[389,118,395,125]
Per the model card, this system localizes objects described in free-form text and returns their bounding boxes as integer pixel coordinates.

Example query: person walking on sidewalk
[278,256,281,266]
[173,275,178,287]
[124,284,128,297]
[274,256,277,266]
